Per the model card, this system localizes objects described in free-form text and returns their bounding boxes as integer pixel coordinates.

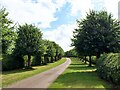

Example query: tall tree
[0,8,16,54]
[46,41,56,63]
[14,24,43,68]
[65,48,78,57]
[43,40,64,63]
[72,10,120,66]
[53,42,64,60]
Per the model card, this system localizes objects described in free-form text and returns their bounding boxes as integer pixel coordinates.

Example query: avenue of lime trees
[1,7,120,87]
[1,8,64,71]
[68,10,120,87]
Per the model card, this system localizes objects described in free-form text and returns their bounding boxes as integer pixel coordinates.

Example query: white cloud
[43,23,77,51]
[52,0,67,11]
[68,0,94,18]
[68,0,119,19]
[1,0,119,52]
[104,0,119,19]
[0,0,61,28]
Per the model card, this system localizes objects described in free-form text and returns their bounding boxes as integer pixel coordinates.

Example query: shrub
[97,53,120,86]
[2,54,24,71]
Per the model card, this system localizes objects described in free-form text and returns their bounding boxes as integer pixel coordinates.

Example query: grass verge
[2,58,66,87]
[49,57,113,89]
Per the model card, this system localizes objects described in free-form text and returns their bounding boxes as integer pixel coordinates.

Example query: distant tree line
[65,48,78,57]
[0,8,64,71]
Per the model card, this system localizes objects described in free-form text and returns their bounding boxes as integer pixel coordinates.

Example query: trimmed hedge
[97,53,120,86]
[2,54,24,71]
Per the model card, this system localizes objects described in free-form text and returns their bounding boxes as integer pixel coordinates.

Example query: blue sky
[0,0,119,51]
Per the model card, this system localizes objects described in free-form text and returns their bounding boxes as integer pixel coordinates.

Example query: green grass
[2,58,66,87]
[49,57,113,89]
[0,73,2,88]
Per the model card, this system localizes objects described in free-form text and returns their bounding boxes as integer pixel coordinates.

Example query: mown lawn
[2,58,66,87]
[49,58,113,89]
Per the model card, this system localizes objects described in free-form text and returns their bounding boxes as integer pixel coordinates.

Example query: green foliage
[97,53,120,86]
[2,54,24,71]
[53,42,64,60]
[31,55,43,66]
[14,23,43,67]
[14,23,43,56]
[65,48,78,57]
[0,8,16,54]
[72,10,120,59]
[43,40,64,63]
[1,8,64,70]
[50,58,112,88]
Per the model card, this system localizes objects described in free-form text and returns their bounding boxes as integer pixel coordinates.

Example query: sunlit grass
[49,57,113,88]
[0,73,2,88]
[2,58,66,87]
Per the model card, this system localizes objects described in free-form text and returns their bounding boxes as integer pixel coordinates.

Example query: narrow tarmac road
[7,58,71,88]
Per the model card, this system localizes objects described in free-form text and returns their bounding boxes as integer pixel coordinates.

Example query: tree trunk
[36,55,41,65]
[55,56,57,61]
[84,56,87,64]
[50,56,53,63]
[44,55,47,65]
[89,55,92,67]
[47,57,49,63]
[39,56,42,65]
[28,54,31,67]
[96,53,100,59]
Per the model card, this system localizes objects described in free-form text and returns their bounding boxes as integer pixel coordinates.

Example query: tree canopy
[14,23,43,67]
[72,10,120,66]
[0,8,16,54]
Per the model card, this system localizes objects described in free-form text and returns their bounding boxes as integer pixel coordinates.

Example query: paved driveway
[7,58,71,88]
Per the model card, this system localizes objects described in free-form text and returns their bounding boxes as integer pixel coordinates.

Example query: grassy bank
[2,58,66,87]
[49,58,113,89]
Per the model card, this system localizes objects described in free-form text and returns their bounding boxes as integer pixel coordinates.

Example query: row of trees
[72,10,120,66]
[65,48,78,57]
[1,8,64,70]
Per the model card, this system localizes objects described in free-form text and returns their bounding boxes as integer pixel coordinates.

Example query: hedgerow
[97,53,120,86]
[2,54,24,71]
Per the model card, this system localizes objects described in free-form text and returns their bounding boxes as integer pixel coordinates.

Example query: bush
[2,54,24,71]
[97,53,120,86]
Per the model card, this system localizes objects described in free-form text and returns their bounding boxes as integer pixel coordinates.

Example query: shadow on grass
[2,68,36,75]
[69,65,96,71]
[70,63,86,65]
[50,60,112,88]
[51,71,112,88]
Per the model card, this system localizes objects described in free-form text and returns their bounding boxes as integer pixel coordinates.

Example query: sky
[0,0,120,51]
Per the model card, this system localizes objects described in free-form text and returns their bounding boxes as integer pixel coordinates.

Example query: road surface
[7,58,71,88]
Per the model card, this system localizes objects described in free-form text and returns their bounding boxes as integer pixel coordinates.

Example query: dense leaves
[97,53,120,86]
[0,8,16,54]
[14,24,43,67]
[2,54,24,71]
[1,8,64,70]
[40,40,64,65]
[72,10,120,66]
[65,48,78,57]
